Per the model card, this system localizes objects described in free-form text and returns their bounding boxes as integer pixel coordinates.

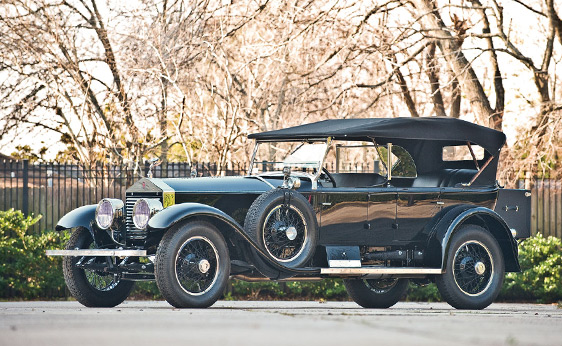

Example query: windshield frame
[247,138,332,188]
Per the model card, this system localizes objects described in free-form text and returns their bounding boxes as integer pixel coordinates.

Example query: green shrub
[407,282,442,302]
[0,209,69,299]
[221,278,349,301]
[500,234,562,303]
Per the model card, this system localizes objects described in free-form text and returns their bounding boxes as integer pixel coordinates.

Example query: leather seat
[412,169,477,187]
[331,173,386,187]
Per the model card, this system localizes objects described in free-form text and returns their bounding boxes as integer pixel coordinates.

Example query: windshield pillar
[247,142,260,175]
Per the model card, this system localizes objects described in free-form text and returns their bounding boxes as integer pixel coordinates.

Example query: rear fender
[148,203,320,278]
[426,205,520,272]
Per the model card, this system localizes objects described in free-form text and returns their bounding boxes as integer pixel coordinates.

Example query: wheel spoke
[453,240,493,296]
[175,236,219,296]
[262,204,307,262]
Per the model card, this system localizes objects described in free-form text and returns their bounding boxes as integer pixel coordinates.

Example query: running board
[320,267,443,275]
[46,249,148,257]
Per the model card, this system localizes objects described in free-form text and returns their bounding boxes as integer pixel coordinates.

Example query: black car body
[48,117,531,309]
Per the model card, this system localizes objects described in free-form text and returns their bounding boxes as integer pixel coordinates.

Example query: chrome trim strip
[320,267,443,275]
[252,175,275,189]
[46,249,148,257]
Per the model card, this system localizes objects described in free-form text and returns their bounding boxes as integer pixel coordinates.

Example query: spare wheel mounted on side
[244,188,318,269]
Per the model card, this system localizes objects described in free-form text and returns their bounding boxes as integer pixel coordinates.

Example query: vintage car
[47,117,531,310]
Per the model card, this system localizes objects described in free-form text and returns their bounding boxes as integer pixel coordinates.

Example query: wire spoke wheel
[453,241,493,296]
[245,189,318,272]
[364,279,399,294]
[155,221,229,308]
[344,278,409,309]
[262,205,307,262]
[175,236,219,296]
[435,225,504,310]
[84,266,119,292]
[62,227,134,307]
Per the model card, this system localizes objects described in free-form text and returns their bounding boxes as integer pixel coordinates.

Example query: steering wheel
[320,167,336,188]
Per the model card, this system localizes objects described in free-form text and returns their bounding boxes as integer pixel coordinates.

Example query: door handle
[436,201,445,205]
[322,202,332,206]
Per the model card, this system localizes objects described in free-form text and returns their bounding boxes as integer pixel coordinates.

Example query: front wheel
[435,225,504,310]
[155,221,230,308]
[344,278,409,308]
[62,227,135,307]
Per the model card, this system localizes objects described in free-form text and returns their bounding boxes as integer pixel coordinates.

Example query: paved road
[1,301,561,346]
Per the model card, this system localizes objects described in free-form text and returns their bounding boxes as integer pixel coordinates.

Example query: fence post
[22,159,29,216]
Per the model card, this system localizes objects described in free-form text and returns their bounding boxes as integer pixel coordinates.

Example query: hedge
[1,209,561,303]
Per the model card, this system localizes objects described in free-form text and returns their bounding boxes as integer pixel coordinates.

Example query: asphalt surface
[1,301,561,346]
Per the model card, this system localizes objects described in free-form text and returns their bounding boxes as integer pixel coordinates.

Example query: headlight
[133,198,163,229]
[95,198,124,229]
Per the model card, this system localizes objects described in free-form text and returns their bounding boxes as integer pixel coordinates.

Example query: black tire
[62,227,134,308]
[244,189,318,268]
[435,224,504,310]
[344,278,409,308]
[154,221,230,308]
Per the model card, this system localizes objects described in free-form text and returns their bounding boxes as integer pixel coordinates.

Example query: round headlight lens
[133,199,151,229]
[96,199,115,229]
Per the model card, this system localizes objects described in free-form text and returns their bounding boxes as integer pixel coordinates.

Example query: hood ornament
[147,158,161,178]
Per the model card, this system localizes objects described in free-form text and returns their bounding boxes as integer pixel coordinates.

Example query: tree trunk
[412,0,494,126]
[425,43,446,117]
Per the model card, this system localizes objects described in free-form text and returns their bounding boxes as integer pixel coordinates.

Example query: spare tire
[244,189,318,268]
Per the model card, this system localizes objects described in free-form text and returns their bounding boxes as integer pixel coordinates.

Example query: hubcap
[474,261,486,275]
[285,226,297,241]
[198,259,211,274]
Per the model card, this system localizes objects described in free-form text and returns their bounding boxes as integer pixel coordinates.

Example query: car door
[395,187,441,243]
[388,145,439,244]
[367,187,398,245]
[318,189,369,246]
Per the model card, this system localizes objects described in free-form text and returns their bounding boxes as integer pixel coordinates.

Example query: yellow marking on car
[163,191,175,208]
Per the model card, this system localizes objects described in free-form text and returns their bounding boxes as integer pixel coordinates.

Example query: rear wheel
[344,278,409,308]
[435,225,504,310]
[155,221,230,308]
[62,227,134,307]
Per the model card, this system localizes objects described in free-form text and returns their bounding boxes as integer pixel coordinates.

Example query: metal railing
[1,159,561,238]
[0,160,247,233]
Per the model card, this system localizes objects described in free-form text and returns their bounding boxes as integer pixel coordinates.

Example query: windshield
[250,141,328,176]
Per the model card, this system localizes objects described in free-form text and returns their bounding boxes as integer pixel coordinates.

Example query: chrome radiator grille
[125,194,161,242]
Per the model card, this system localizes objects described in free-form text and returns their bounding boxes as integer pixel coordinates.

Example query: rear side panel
[494,189,531,239]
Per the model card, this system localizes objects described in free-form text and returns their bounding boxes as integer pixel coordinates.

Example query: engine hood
[126,176,282,194]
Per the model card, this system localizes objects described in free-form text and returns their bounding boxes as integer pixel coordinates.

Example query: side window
[333,144,387,175]
[443,145,484,161]
[391,146,417,178]
[378,145,417,178]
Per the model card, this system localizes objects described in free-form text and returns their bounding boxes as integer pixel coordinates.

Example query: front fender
[428,206,520,272]
[148,203,320,278]
[148,203,233,230]
[55,205,97,232]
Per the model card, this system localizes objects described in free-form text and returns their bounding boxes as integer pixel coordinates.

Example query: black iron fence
[1,159,561,238]
[0,160,247,233]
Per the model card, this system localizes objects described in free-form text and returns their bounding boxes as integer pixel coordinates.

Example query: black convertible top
[249,117,506,154]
